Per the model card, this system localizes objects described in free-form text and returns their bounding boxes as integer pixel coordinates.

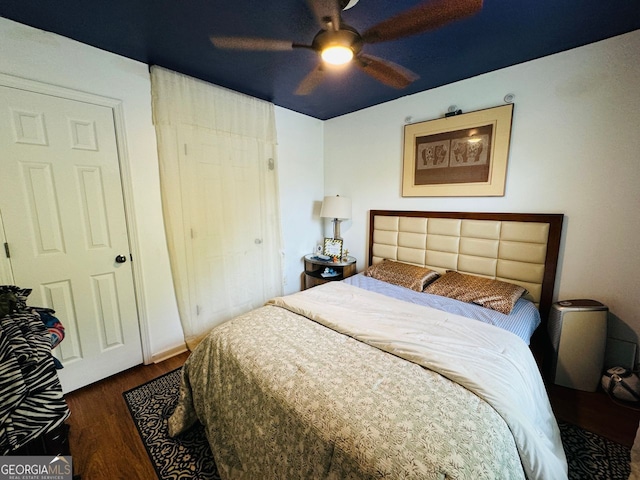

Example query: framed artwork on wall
[402,104,514,197]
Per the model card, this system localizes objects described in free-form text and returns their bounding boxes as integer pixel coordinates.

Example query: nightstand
[303,254,356,290]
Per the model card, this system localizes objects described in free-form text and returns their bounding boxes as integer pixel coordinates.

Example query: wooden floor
[63,352,640,479]
[547,381,640,447]
[64,351,190,480]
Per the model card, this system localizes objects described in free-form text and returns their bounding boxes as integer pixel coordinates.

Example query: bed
[169,210,567,480]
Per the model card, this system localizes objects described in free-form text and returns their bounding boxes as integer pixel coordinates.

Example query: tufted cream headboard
[368,211,563,320]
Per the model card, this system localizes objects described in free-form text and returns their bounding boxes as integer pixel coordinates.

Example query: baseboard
[150,343,189,364]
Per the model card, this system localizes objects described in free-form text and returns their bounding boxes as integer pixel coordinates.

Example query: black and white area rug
[124,368,631,480]
[123,368,220,479]
[559,421,630,479]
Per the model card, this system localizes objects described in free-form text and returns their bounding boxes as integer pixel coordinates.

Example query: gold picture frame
[323,238,343,258]
[402,104,514,197]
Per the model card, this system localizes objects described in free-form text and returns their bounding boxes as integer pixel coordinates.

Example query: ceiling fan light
[321,45,353,65]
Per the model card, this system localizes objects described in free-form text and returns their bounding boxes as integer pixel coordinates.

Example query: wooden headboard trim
[367,210,564,321]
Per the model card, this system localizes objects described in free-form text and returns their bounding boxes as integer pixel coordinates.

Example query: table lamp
[320,195,351,240]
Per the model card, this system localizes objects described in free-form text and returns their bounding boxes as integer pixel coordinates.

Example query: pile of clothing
[0,285,70,453]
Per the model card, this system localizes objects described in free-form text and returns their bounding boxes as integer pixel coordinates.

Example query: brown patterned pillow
[424,271,526,315]
[364,260,440,292]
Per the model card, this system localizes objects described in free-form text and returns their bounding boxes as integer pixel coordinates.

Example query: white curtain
[150,66,283,349]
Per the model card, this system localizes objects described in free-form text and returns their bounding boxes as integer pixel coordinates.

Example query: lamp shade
[320,195,351,220]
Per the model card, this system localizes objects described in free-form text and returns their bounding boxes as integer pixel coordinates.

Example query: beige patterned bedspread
[169,283,565,479]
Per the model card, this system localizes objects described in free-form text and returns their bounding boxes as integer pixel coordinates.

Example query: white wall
[324,31,640,355]
[0,17,184,357]
[274,107,325,294]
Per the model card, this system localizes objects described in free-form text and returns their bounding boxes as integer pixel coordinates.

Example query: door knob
[115,255,127,263]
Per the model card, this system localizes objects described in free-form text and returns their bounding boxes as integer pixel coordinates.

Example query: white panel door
[180,125,267,330]
[0,85,142,392]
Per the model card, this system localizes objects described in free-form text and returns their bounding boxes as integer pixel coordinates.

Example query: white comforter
[268,282,568,480]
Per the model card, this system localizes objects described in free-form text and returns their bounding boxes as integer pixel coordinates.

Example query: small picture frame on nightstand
[323,238,343,258]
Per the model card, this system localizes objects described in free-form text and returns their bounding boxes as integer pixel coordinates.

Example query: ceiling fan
[211,0,483,95]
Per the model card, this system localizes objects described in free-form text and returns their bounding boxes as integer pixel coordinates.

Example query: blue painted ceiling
[1,0,638,120]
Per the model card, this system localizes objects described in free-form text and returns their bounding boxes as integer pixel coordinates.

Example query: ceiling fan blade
[295,64,326,95]
[211,36,295,51]
[355,54,419,89]
[308,0,342,31]
[362,0,483,44]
